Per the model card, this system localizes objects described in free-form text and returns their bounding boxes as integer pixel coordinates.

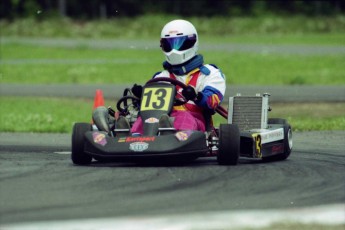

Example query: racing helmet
[160,19,198,65]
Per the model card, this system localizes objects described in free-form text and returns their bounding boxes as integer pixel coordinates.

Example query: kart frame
[71,78,292,165]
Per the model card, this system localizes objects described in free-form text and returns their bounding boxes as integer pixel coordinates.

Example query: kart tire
[264,118,293,162]
[71,123,93,165]
[217,124,240,165]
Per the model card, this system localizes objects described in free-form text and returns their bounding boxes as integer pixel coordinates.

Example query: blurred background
[1,0,345,19]
[1,0,345,38]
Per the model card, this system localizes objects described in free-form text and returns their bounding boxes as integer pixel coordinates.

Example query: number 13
[140,88,172,111]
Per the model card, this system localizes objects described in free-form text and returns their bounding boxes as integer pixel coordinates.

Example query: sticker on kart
[175,131,193,141]
[252,133,262,158]
[92,132,107,146]
[118,136,156,143]
[129,142,149,152]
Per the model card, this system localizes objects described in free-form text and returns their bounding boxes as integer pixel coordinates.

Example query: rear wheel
[71,123,93,165]
[264,118,293,162]
[217,124,240,165]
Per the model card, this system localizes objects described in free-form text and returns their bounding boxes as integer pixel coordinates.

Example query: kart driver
[128,19,226,134]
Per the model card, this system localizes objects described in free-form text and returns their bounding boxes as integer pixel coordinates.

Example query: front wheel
[71,123,93,165]
[217,124,240,165]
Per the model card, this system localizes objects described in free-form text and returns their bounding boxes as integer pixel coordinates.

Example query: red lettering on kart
[117,136,156,143]
[272,144,284,154]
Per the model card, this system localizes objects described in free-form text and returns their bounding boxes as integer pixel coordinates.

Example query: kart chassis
[71,78,292,165]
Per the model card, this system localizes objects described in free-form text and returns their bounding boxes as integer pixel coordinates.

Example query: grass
[1,15,345,44]
[0,97,92,133]
[268,102,345,132]
[1,43,344,85]
[0,97,344,133]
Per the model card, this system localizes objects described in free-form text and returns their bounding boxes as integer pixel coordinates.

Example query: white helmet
[160,19,198,65]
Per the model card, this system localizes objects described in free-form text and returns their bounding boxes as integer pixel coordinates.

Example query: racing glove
[131,84,143,98]
[182,85,198,101]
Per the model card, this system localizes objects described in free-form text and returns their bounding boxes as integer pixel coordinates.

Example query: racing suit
[131,64,226,134]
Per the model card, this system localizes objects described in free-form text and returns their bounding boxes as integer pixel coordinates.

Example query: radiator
[228,94,270,131]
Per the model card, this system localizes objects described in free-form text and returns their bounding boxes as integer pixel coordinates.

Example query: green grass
[1,15,345,44]
[268,102,345,132]
[0,97,93,133]
[1,43,344,85]
[0,97,344,133]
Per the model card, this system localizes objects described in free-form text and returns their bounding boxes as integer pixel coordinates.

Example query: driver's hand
[182,85,197,101]
[131,84,143,98]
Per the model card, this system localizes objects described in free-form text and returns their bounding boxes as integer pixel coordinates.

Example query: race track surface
[0,131,344,226]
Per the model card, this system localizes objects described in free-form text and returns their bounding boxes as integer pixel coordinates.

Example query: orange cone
[91,89,105,124]
[93,89,105,110]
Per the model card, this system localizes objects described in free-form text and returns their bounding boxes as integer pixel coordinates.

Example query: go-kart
[71,78,292,165]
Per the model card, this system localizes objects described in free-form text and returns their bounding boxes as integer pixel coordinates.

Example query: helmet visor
[160,34,197,52]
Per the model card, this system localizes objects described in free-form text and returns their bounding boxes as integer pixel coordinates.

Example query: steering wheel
[145,77,189,106]
[116,95,140,114]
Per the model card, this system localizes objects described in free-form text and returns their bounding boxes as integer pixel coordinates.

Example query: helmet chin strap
[163,54,205,76]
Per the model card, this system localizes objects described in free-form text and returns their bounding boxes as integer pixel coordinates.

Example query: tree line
[1,0,344,19]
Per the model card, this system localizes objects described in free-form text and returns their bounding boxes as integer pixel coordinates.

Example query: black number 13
[143,88,167,109]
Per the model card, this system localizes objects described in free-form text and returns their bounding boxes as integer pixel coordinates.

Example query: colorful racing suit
[131,64,226,134]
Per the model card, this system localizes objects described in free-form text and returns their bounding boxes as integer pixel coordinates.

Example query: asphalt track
[2,37,345,55]
[0,131,344,229]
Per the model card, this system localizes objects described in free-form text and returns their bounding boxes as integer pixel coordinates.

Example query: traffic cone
[91,89,105,125]
[93,89,105,110]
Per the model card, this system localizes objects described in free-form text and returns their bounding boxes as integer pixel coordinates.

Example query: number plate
[140,87,173,112]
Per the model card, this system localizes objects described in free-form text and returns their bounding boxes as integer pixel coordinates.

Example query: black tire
[264,118,293,161]
[217,124,240,165]
[71,123,93,165]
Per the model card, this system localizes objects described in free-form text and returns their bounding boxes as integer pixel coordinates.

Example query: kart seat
[115,116,131,137]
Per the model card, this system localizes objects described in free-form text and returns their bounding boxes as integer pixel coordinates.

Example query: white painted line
[1,204,344,230]
[54,151,71,155]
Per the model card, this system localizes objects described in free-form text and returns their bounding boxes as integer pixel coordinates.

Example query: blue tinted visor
[160,34,197,52]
